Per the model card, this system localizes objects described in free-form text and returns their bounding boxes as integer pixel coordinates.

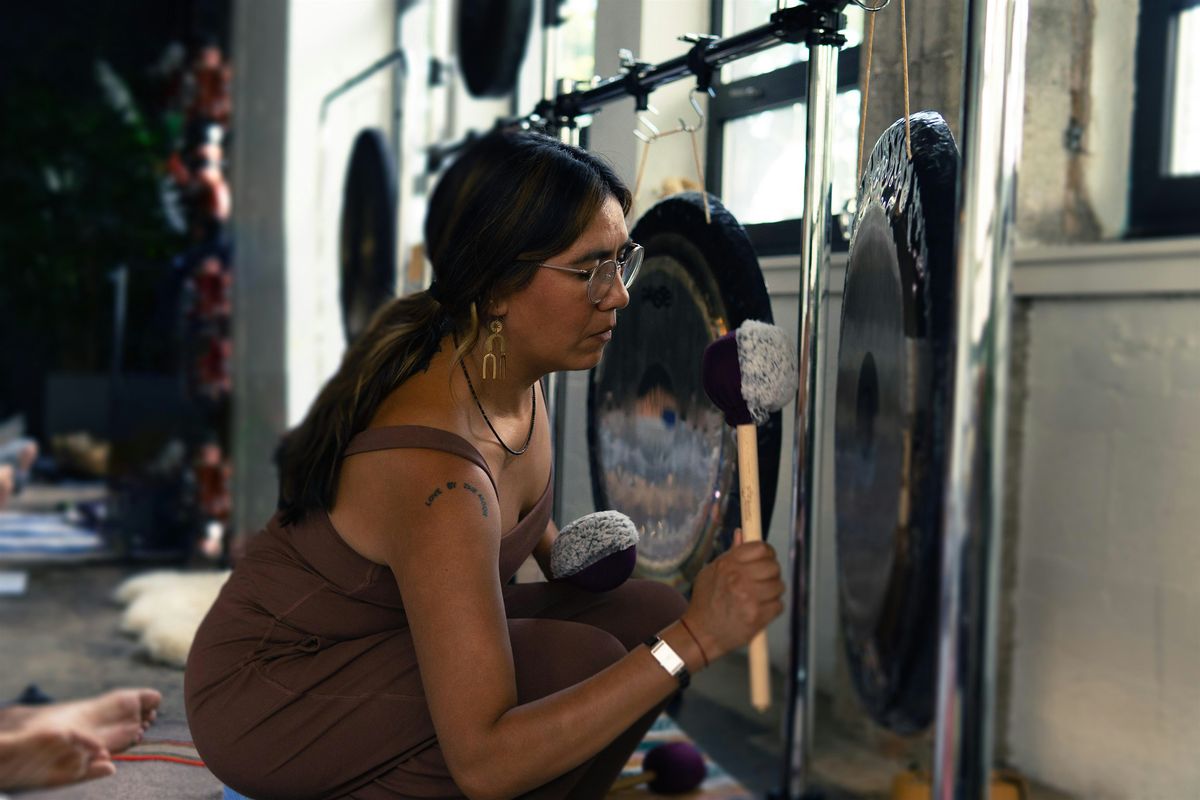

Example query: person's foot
[0,464,12,509]
[0,727,115,791]
[0,688,162,754]
[16,441,37,474]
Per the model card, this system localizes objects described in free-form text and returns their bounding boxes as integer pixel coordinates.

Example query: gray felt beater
[549,511,640,593]
[701,320,799,711]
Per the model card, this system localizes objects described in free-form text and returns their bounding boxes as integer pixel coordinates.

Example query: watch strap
[644,635,690,689]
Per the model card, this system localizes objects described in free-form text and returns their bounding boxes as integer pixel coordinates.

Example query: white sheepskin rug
[113,570,230,668]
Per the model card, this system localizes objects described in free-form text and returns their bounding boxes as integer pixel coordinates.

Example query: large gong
[339,129,397,344]
[835,112,959,733]
[456,0,533,98]
[588,192,781,591]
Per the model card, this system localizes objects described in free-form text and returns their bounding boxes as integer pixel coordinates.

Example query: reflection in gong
[339,129,398,344]
[588,192,779,592]
[589,255,731,588]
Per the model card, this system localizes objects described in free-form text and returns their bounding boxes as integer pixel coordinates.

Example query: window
[1129,0,1200,236]
[558,0,598,83]
[707,1,863,254]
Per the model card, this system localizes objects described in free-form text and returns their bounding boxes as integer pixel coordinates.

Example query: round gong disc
[339,129,397,345]
[457,0,533,98]
[834,111,959,733]
[587,192,780,592]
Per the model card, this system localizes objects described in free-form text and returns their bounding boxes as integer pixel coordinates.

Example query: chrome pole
[783,36,839,799]
[549,81,579,526]
[932,0,1028,796]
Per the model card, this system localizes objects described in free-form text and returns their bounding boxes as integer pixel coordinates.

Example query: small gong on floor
[834,111,959,734]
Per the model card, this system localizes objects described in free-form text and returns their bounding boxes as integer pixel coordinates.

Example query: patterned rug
[611,714,753,798]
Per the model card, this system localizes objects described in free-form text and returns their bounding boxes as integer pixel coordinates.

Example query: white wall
[1005,242,1200,799]
[285,1,397,426]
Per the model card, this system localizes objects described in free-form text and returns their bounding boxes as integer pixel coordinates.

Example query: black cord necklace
[460,358,535,456]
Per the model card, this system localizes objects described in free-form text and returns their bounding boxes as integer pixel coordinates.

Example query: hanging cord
[855,0,911,178]
[689,128,711,224]
[900,0,912,159]
[631,89,711,223]
[633,136,653,215]
[857,9,877,181]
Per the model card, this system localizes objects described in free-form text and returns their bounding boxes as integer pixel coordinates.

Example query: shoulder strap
[343,425,498,498]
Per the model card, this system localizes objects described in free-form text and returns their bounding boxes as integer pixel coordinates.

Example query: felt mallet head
[702,320,799,426]
[550,510,639,593]
[608,741,707,794]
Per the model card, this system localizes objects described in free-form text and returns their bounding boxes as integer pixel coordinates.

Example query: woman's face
[496,194,632,377]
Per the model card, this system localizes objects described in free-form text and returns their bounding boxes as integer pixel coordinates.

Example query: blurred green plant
[0,59,182,372]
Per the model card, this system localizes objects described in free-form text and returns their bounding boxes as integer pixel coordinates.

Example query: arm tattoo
[424,480,490,518]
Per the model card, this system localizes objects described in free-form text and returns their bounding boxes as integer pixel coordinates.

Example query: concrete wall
[1004,240,1200,799]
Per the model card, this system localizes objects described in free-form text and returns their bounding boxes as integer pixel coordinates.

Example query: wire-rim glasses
[538,243,644,305]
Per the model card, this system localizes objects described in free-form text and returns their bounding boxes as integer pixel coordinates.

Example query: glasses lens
[621,245,644,288]
[588,260,618,304]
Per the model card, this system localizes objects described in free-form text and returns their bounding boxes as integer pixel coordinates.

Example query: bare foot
[0,688,162,753]
[0,727,115,791]
[17,441,37,474]
[0,464,12,508]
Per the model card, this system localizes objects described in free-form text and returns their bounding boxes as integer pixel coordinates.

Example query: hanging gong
[587,192,781,592]
[339,129,398,344]
[456,0,533,98]
[834,111,959,734]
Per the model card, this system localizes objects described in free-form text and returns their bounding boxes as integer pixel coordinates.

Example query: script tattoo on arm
[424,480,490,518]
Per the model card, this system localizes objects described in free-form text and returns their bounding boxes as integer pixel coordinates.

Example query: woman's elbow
[454,764,516,800]
[446,741,520,800]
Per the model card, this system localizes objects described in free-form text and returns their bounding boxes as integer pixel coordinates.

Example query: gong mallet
[701,320,799,712]
[550,510,639,593]
[607,741,706,795]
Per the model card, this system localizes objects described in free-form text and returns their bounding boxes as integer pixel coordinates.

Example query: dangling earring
[482,319,506,380]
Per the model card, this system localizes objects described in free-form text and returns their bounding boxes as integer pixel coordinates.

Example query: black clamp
[770,4,847,48]
[618,48,654,112]
[680,34,720,93]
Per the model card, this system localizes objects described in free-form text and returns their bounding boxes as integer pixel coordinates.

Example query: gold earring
[482,319,506,380]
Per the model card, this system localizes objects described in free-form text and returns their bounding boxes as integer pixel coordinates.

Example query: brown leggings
[344,578,688,799]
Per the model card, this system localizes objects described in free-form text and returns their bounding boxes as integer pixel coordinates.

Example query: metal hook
[678,88,708,133]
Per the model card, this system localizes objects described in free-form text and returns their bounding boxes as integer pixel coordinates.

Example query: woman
[185,130,784,800]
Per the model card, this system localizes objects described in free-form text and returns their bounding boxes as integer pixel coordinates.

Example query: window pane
[721,1,863,84]
[720,89,862,225]
[559,0,597,83]
[1168,5,1200,176]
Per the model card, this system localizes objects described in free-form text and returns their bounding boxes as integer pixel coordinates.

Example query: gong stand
[933,0,1028,797]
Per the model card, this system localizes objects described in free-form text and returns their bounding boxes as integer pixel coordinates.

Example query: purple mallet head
[702,331,752,426]
[702,320,799,426]
[565,545,637,592]
[643,741,707,793]
[551,511,639,593]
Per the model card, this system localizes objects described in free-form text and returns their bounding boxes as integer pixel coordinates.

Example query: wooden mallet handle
[736,424,771,713]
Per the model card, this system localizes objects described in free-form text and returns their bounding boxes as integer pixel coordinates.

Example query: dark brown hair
[275,130,631,524]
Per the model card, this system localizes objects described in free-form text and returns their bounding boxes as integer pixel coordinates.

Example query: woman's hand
[681,529,785,663]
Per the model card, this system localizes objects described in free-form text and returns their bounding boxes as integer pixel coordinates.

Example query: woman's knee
[508,619,627,703]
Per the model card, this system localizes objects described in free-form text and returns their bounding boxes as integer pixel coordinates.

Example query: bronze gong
[588,192,781,592]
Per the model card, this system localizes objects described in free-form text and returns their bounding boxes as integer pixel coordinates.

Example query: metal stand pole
[782,27,841,800]
[932,0,1028,796]
[549,82,579,527]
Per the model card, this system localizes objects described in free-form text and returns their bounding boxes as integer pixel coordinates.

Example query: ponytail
[275,291,482,524]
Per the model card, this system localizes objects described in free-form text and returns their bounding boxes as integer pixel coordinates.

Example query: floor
[0,485,1070,799]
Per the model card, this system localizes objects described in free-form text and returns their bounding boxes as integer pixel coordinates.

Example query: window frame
[706,1,861,255]
[1128,0,1200,238]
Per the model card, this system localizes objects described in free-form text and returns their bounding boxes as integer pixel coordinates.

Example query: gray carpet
[1,564,220,799]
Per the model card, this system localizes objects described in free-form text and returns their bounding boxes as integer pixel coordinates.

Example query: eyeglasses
[538,243,644,305]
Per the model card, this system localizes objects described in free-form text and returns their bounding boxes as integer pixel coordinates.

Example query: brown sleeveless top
[185,425,553,793]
